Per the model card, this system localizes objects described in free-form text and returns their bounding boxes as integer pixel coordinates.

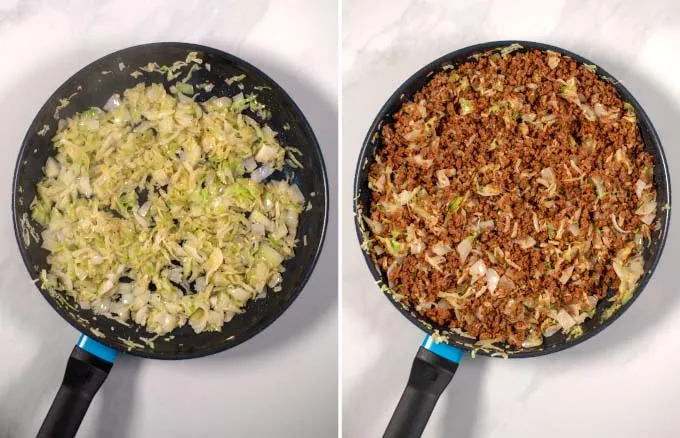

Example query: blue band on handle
[77,334,117,363]
[421,335,463,364]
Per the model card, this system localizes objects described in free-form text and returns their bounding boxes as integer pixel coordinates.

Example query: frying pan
[353,40,671,437]
[12,42,328,437]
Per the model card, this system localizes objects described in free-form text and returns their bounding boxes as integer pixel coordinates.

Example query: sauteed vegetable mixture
[32,70,305,336]
[365,48,658,348]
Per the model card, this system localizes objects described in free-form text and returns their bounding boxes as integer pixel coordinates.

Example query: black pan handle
[38,335,117,438]
[384,336,463,438]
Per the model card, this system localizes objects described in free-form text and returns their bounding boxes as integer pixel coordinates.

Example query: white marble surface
[0,1,338,437]
[342,1,680,437]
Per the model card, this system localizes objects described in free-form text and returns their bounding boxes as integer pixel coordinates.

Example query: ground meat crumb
[367,48,657,348]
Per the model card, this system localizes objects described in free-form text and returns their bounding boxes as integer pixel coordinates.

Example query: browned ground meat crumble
[366,49,657,348]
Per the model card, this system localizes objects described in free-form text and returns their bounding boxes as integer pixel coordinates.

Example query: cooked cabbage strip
[32,83,304,335]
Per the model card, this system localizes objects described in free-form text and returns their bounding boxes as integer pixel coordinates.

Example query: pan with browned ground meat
[354,41,670,438]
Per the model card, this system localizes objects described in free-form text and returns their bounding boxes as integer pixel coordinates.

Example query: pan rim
[353,39,671,358]
[12,41,330,360]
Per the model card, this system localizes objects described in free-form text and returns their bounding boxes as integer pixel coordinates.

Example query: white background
[0,1,338,437]
[343,1,680,437]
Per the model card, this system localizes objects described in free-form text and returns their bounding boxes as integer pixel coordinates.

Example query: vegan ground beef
[366,48,658,348]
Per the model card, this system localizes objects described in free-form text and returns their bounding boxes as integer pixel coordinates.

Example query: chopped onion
[615,149,633,174]
[417,301,436,311]
[511,221,518,239]
[387,262,399,286]
[244,157,258,172]
[469,259,487,281]
[44,157,60,178]
[559,265,575,285]
[498,275,515,290]
[547,53,560,69]
[581,104,596,121]
[456,236,474,263]
[189,308,207,333]
[267,272,282,288]
[138,201,151,217]
[417,103,427,118]
[594,103,608,118]
[613,255,644,298]
[543,323,561,337]
[522,335,543,348]
[432,243,452,256]
[166,267,183,283]
[403,129,422,141]
[99,279,114,295]
[425,255,444,272]
[635,196,656,216]
[641,214,655,225]
[611,213,630,234]
[518,236,536,249]
[477,185,501,197]
[532,212,540,232]
[104,94,122,111]
[409,155,433,168]
[503,299,518,317]
[363,216,383,234]
[109,301,128,318]
[553,309,576,331]
[289,184,305,203]
[251,164,274,183]
[134,307,149,325]
[436,170,450,188]
[262,125,278,138]
[194,276,207,292]
[589,177,605,197]
[486,268,500,293]
[133,213,148,228]
[251,222,265,236]
[395,190,413,205]
[410,240,424,255]
[478,220,495,231]
[505,257,521,271]
[94,297,112,314]
[573,312,588,324]
[255,144,278,163]
[370,174,386,192]
[77,176,93,197]
[635,179,650,199]
[537,167,556,189]
[120,292,134,306]
[568,223,580,237]
[284,208,299,231]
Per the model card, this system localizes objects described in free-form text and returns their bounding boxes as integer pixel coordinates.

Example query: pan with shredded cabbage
[31,82,306,336]
[14,43,328,437]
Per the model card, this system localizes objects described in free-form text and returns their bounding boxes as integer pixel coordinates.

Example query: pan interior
[353,41,671,358]
[13,43,328,359]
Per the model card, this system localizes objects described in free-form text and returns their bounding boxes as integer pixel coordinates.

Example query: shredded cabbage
[31,83,304,336]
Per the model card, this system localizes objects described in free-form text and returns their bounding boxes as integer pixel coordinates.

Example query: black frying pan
[353,41,671,437]
[12,42,328,437]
